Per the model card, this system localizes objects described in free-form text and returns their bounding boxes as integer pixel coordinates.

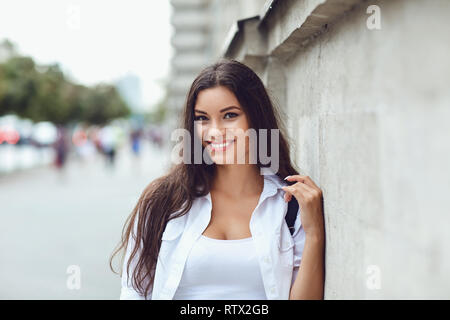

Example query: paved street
[0,141,171,299]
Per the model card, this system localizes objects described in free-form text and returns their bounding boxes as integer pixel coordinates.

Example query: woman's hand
[281,175,324,238]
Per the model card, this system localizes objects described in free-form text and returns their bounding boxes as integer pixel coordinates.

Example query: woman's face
[194,86,251,165]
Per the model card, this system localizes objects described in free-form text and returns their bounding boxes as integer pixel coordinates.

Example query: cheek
[229,119,250,137]
[229,118,250,148]
[194,125,205,143]
[235,116,250,131]
[234,132,250,151]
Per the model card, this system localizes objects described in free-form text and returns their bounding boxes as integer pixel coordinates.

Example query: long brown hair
[109,58,300,297]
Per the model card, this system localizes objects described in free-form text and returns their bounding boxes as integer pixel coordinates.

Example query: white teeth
[210,140,233,148]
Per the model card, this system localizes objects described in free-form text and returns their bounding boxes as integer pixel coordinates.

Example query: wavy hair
[109,58,299,298]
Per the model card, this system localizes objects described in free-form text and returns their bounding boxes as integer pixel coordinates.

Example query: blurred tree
[0,56,38,117]
[0,39,131,125]
[81,84,130,125]
[26,63,68,123]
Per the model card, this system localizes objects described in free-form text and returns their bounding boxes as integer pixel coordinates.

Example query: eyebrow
[194,106,240,114]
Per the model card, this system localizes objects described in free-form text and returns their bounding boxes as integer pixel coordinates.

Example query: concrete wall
[222,0,450,299]
[209,0,267,58]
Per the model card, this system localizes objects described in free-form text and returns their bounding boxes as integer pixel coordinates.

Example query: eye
[194,115,208,121]
[224,112,238,119]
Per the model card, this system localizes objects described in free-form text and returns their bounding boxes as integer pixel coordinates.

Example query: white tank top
[172,234,267,300]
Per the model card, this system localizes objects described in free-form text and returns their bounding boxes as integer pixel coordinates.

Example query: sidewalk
[0,141,171,299]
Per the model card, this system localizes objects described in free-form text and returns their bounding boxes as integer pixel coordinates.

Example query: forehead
[194,86,241,111]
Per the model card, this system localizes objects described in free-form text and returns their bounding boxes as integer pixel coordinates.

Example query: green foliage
[0,39,131,125]
[80,84,130,125]
[146,95,168,124]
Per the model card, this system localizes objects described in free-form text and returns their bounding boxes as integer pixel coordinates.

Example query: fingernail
[284,176,290,180]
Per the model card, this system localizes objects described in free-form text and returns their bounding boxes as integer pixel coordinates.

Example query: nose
[205,126,225,142]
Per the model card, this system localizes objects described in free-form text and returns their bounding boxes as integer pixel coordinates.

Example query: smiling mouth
[206,139,235,151]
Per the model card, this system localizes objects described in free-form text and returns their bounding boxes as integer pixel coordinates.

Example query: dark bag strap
[285,197,299,236]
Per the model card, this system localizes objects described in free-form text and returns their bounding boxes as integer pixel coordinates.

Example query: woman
[110,59,325,300]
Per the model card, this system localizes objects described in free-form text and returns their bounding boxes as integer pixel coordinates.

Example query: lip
[207,139,235,152]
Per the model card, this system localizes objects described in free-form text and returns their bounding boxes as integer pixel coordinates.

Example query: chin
[208,150,248,165]
[209,154,236,165]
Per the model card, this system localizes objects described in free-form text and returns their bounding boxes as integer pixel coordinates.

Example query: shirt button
[270,286,276,294]
[263,256,270,264]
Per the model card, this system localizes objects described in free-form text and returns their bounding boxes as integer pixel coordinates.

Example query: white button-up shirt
[120,172,306,300]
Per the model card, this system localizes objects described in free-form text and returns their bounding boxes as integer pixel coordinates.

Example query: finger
[284,175,306,184]
[283,182,318,204]
[295,181,322,201]
[283,191,292,202]
[294,182,318,201]
[282,186,292,201]
[302,176,321,192]
[285,177,316,194]
[285,175,321,193]
[281,185,306,203]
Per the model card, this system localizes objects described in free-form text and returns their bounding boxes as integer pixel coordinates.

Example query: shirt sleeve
[119,216,152,300]
[290,207,306,287]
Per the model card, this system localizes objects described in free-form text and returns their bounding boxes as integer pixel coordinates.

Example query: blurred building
[167,0,210,121]
[115,73,144,112]
[167,0,265,125]
[168,0,450,299]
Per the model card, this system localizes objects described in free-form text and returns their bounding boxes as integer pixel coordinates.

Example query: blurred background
[0,0,264,300]
[1,0,449,299]
[0,0,174,299]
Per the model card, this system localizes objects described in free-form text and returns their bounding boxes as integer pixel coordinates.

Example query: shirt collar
[199,170,287,205]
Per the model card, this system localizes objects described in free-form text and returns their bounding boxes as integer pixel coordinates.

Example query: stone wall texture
[221,0,450,299]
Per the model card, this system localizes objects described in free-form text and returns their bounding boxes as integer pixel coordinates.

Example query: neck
[211,164,264,198]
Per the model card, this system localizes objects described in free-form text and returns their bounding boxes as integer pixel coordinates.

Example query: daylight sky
[0,0,173,111]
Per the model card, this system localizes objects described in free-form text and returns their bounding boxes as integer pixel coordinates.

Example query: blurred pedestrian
[99,125,117,168]
[130,128,142,157]
[149,126,163,148]
[53,126,68,170]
